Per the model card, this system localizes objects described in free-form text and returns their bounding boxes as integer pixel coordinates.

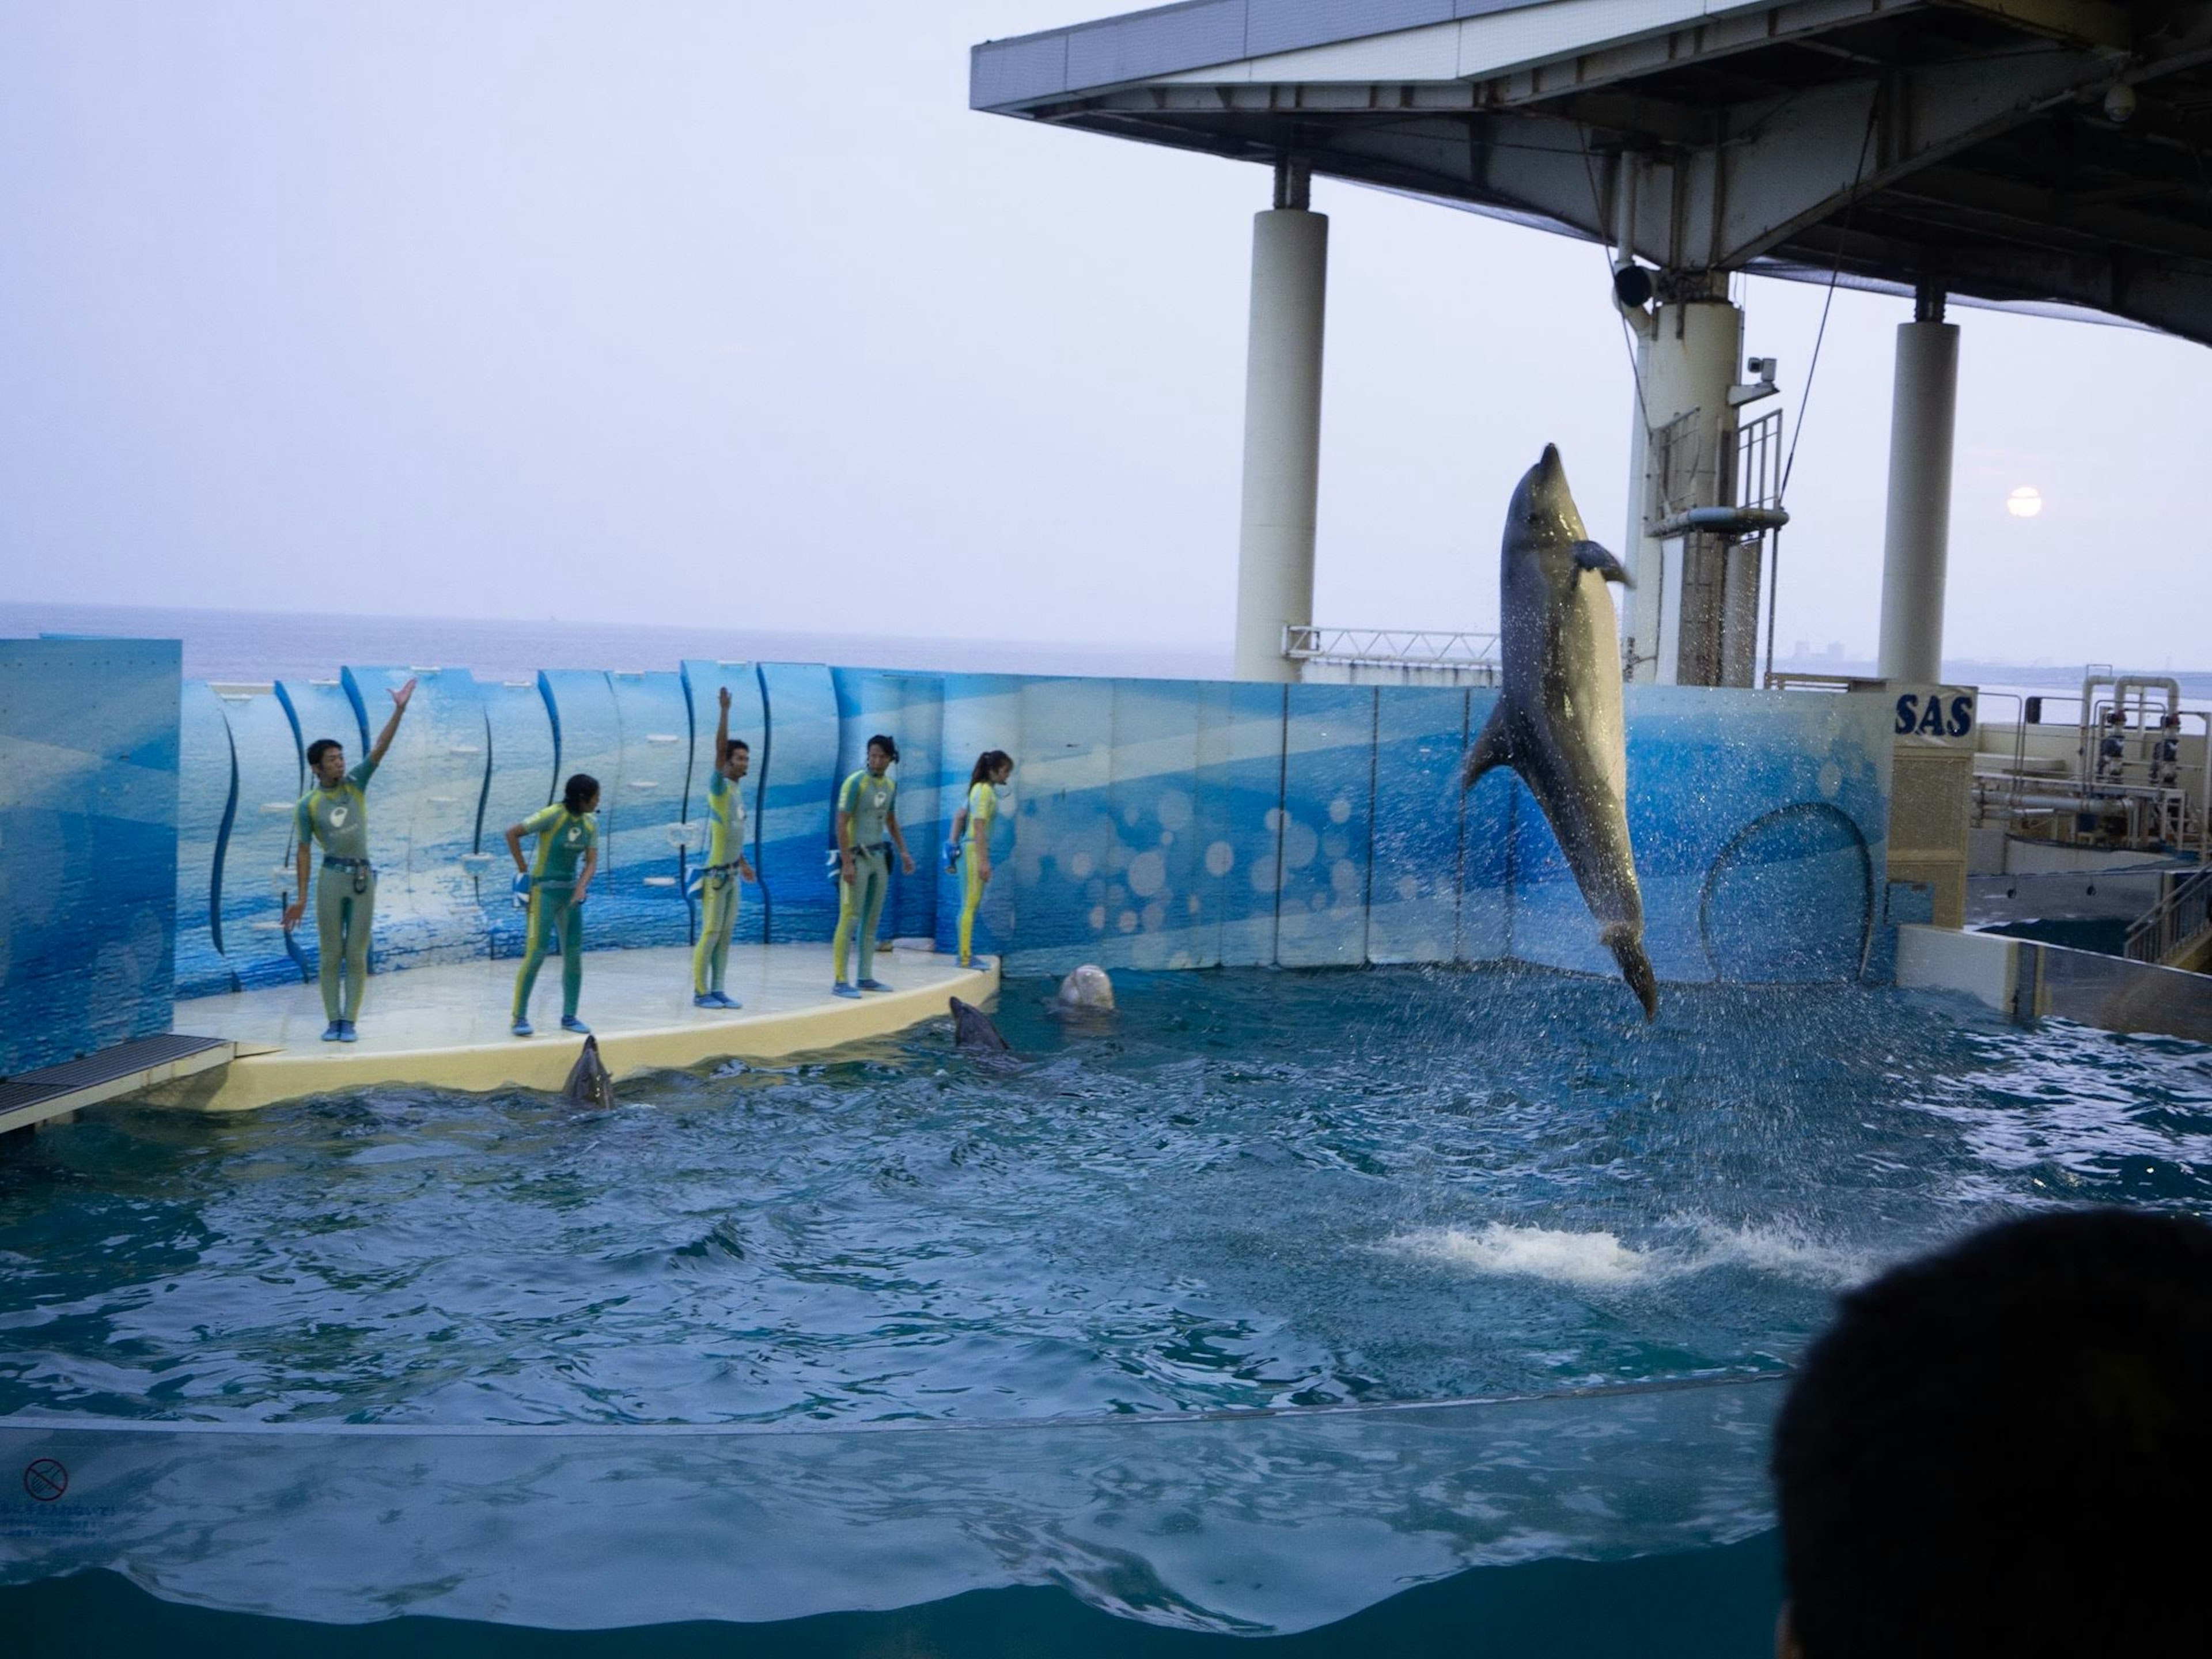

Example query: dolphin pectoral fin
[1604,926,1660,1021]
[1460,707,1514,791]
[1573,541,1632,587]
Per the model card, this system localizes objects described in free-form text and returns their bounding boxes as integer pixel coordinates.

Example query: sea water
[2,967,2209,1653]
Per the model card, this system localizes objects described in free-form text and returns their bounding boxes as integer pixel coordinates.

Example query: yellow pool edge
[143,959,998,1112]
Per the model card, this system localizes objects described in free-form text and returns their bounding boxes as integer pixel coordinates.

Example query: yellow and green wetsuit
[691,771,747,997]
[832,767,896,986]
[294,757,379,1022]
[512,804,599,1024]
[957,778,999,966]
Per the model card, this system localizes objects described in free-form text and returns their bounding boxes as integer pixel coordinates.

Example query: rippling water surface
[3,968,2208,1426]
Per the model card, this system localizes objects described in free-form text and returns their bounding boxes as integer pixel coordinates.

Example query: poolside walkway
[156,944,996,1111]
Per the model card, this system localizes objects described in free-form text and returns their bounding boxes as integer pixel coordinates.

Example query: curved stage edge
[154,946,997,1112]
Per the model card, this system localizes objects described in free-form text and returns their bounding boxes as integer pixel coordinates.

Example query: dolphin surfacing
[1461,445,1658,1020]
[949,996,1011,1053]
[562,1034,616,1107]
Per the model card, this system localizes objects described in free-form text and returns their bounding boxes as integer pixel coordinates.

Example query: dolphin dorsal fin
[1460,703,1514,791]
[1573,540,1632,586]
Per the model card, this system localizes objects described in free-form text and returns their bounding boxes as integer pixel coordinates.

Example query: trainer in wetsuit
[948,749,1013,970]
[831,734,916,998]
[282,677,416,1043]
[506,774,601,1039]
[691,686,756,1010]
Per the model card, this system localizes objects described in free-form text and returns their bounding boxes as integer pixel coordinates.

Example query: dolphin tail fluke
[1603,926,1660,1021]
[1460,706,1514,791]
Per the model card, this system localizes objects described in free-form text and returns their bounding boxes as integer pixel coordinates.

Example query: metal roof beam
[1935,0,2133,53]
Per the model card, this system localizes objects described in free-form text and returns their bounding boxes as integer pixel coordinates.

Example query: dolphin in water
[949,996,1010,1052]
[1055,965,1115,1013]
[1460,445,1658,1020]
[562,1033,616,1108]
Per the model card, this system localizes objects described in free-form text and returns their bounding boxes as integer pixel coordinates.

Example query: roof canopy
[973,0,2212,344]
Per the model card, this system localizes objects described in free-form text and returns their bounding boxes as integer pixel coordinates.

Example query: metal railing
[1283,626,1499,676]
[2126,866,2212,966]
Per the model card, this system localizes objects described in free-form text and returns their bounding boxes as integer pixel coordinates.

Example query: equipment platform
[154,945,996,1112]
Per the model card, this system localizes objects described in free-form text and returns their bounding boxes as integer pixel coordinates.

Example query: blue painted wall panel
[755,662,841,944]
[137,662,1900,1007]
[339,666,491,971]
[1277,685,1376,968]
[601,669,692,950]
[680,661,767,946]
[1004,679,1119,972]
[275,678,366,763]
[1103,680,1206,971]
[0,639,179,1075]
[1192,681,1287,968]
[174,683,236,998]
[1367,687,1468,964]
[217,687,311,991]
[477,676,558,957]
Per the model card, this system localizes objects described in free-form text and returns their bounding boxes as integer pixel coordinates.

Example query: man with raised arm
[282,677,416,1043]
[691,685,757,1010]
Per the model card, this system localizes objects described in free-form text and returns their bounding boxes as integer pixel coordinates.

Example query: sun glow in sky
[2007,486,2044,519]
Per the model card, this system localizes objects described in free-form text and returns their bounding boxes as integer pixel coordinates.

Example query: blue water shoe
[560,1016,591,1035]
[321,1022,344,1043]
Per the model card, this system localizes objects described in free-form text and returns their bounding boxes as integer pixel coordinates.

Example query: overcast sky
[2,2,2203,667]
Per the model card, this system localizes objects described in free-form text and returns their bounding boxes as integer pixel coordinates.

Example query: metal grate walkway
[1,1035,234,1135]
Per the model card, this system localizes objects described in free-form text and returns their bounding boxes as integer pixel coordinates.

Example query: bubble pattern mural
[1,639,1898,1077]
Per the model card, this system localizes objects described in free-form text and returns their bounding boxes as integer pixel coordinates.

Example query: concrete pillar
[1233,161,1328,683]
[1877,287,1960,684]
[1622,274,1743,685]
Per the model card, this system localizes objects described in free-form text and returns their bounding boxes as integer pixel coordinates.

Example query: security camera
[2103,82,2137,123]
[1746,356,1777,382]
[1612,262,1654,310]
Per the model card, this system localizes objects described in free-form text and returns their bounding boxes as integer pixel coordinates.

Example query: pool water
[2,966,2208,1647]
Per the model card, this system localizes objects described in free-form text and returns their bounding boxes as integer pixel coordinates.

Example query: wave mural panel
[680,661,767,947]
[601,670,692,950]
[756,662,841,944]
[476,676,558,957]
[217,686,313,991]
[339,666,490,971]
[0,639,180,1074]
[1277,685,1377,969]
[1368,688,1469,965]
[175,683,237,998]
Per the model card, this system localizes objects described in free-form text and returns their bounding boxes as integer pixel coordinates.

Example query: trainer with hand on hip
[283,677,416,1044]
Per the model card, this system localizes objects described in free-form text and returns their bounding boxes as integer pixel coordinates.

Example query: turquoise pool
[3,967,2207,1652]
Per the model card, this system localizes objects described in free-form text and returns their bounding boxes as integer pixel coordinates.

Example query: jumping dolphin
[562,1034,616,1107]
[1460,445,1658,1020]
[949,996,1010,1052]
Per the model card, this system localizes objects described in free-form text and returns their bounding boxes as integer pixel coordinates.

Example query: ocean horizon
[5,600,2206,710]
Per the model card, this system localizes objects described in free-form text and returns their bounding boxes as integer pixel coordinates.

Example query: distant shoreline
[0,600,1234,685]
[6,601,2204,702]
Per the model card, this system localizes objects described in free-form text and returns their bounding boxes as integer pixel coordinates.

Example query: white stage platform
[151,944,996,1111]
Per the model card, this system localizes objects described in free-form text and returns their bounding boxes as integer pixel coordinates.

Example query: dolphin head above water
[562,1035,615,1108]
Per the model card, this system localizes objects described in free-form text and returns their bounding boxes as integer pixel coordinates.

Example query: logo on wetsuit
[329,806,350,827]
